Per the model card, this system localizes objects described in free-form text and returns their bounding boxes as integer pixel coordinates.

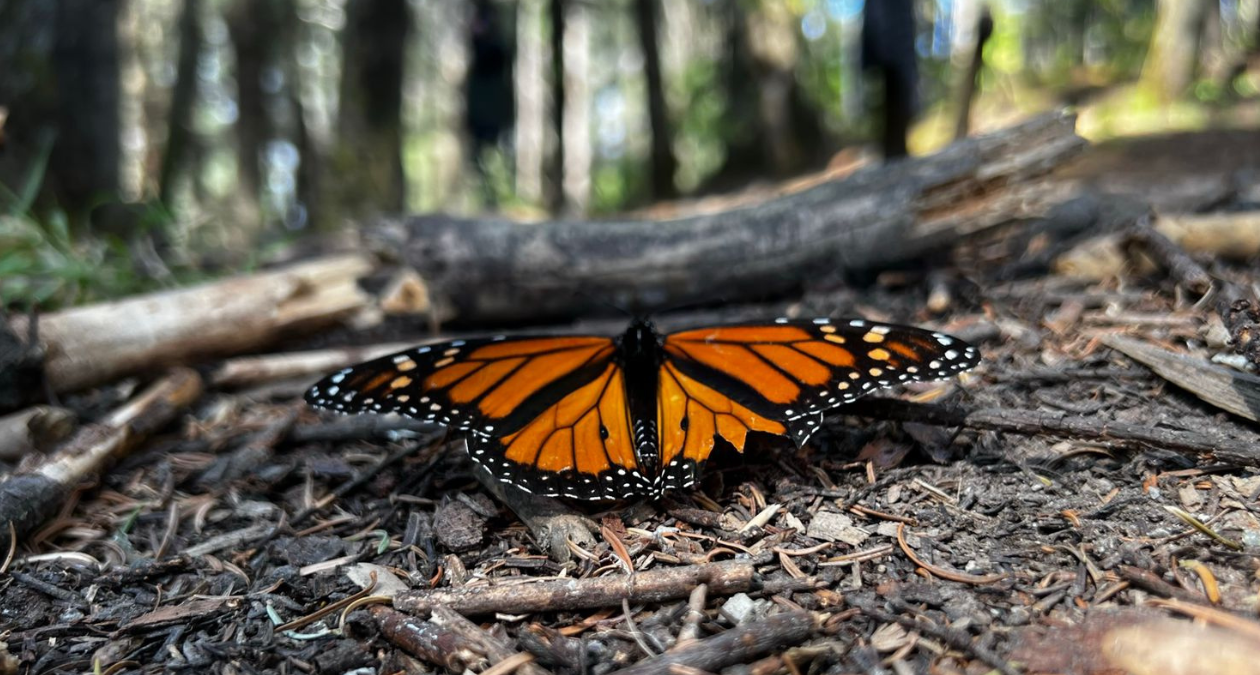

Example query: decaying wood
[1155,212,1260,261]
[429,606,554,675]
[0,368,202,552]
[373,112,1087,323]
[4,254,374,396]
[395,560,756,616]
[372,605,487,671]
[1127,215,1260,370]
[610,611,816,675]
[0,406,76,462]
[843,398,1260,467]
[1102,335,1260,423]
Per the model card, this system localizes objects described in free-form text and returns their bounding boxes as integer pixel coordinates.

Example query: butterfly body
[306,317,979,500]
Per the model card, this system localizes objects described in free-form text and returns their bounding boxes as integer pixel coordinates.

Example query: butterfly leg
[787,412,826,448]
[467,453,598,562]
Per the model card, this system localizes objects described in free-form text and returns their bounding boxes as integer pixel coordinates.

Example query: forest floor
[3,129,1260,675]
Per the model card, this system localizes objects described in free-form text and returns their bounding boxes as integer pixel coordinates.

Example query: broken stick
[395,560,756,616]
[4,254,374,396]
[611,611,816,675]
[0,368,203,552]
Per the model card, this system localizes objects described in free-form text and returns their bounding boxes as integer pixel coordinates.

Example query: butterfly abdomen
[619,320,664,480]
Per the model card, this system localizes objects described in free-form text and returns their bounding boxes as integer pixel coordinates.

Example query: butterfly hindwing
[655,318,979,491]
[466,362,655,500]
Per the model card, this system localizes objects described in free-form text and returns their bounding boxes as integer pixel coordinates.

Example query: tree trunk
[546,0,567,214]
[1141,0,1210,100]
[862,0,918,159]
[0,0,122,220]
[705,1,825,190]
[323,0,410,225]
[228,0,284,230]
[634,0,677,199]
[159,0,203,208]
[953,6,993,141]
[514,0,547,203]
[51,0,122,216]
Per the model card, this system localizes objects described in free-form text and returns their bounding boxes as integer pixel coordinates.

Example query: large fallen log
[3,254,373,402]
[372,112,1089,324]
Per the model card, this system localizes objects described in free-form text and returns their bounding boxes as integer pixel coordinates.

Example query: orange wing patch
[408,338,615,421]
[666,342,801,404]
[658,362,786,467]
[500,363,635,476]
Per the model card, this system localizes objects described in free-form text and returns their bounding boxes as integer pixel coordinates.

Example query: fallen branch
[395,560,756,616]
[374,113,1087,323]
[3,254,374,397]
[0,369,203,552]
[842,398,1260,467]
[610,611,816,675]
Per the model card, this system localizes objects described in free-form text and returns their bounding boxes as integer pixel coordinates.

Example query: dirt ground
[3,130,1260,675]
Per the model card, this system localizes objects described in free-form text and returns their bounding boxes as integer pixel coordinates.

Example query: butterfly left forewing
[306,335,617,437]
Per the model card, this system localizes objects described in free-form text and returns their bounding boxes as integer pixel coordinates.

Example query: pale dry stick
[395,561,755,616]
[674,583,708,647]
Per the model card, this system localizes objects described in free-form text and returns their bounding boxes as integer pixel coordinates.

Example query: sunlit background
[1,0,1258,307]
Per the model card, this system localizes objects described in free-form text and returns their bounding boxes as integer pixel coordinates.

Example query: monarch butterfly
[305,317,979,500]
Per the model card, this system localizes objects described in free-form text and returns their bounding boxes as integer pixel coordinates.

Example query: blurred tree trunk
[0,0,122,221]
[278,0,319,229]
[862,0,917,159]
[51,0,122,216]
[159,0,203,209]
[514,0,546,204]
[633,0,676,199]
[545,0,567,214]
[466,0,515,208]
[1141,0,1211,100]
[323,0,409,226]
[953,6,993,141]
[560,2,591,214]
[703,0,825,190]
[228,0,285,229]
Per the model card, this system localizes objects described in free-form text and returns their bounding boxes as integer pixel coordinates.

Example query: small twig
[674,583,708,647]
[395,561,755,616]
[610,611,817,675]
[1115,565,1206,603]
[10,571,87,607]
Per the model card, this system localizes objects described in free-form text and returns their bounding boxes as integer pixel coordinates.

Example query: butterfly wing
[466,361,655,500]
[305,335,651,500]
[655,318,979,491]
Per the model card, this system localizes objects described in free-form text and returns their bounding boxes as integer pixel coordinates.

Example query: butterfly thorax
[618,320,663,478]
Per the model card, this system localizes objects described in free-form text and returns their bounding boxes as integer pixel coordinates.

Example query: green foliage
[0,154,210,310]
